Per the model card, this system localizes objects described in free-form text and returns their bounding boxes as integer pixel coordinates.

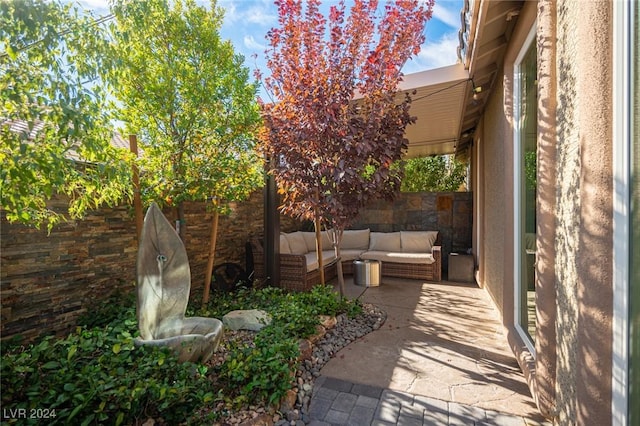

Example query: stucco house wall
[554,1,614,425]
[472,0,616,424]
[476,74,508,316]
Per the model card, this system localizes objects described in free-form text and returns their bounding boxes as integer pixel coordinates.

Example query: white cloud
[219,0,276,27]
[244,35,266,52]
[245,5,277,26]
[404,31,460,73]
[432,2,461,29]
[219,1,239,23]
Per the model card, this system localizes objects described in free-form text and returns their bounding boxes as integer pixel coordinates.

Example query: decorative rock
[297,339,313,361]
[280,389,297,413]
[223,309,272,331]
[318,315,337,329]
[238,413,272,426]
[286,410,300,422]
[307,324,326,344]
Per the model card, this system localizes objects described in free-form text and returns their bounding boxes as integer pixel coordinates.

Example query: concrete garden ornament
[134,203,223,362]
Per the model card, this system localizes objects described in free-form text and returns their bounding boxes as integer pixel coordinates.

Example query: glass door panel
[516,38,537,344]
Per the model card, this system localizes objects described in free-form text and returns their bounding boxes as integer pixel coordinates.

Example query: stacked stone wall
[352,192,473,272]
[1,191,471,342]
[0,191,300,343]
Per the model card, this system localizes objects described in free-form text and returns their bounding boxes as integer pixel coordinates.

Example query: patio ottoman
[448,253,475,283]
[353,259,381,287]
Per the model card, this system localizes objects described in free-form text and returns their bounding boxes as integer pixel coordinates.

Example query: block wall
[352,191,473,272]
[1,191,470,342]
[0,191,300,343]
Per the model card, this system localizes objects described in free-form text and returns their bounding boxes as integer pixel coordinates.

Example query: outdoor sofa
[250,229,441,292]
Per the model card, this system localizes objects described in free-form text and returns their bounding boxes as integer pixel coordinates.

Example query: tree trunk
[331,228,345,297]
[314,188,325,285]
[202,208,219,307]
[128,134,143,243]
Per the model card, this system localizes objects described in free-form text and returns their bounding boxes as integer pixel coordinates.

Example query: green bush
[217,335,299,408]
[201,285,361,407]
[1,319,215,425]
[1,284,362,423]
[76,291,136,329]
[400,155,468,192]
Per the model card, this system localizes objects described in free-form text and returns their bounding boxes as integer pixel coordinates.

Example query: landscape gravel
[211,302,387,425]
[287,302,386,426]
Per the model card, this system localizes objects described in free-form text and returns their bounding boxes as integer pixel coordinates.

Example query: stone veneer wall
[0,191,300,343]
[1,190,470,342]
[352,191,473,273]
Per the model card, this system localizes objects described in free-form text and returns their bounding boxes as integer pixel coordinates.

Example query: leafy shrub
[76,291,136,329]
[1,307,215,425]
[198,285,361,407]
[1,284,362,423]
[400,155,468,192]
[217,335,299,408]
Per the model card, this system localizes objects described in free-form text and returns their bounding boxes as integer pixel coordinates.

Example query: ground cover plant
[1,286,361,425]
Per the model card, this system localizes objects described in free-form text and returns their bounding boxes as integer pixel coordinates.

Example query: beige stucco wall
[554,1,582,422]
[555,1,613,425]
[468,0,617,422]
[477,73,508,316]
[534,0,558,419]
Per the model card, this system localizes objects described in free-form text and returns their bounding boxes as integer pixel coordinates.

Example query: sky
[214,0,464,75]
[77,0,463,88]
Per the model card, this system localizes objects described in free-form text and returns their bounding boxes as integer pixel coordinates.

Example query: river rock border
[220,303,386,426]
[276,303,386,426]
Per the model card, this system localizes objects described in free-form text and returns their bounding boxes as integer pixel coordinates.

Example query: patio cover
[397,63,470,158]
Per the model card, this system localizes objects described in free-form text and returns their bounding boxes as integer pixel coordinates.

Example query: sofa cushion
[302,231,333,253]
[361,250,435,265]
[341,229,370,250]
[280,234,292,254]
[305,251,337,271]
[369,232,401,251]
[400,231,438,253]
[285,231,309,255]
[339,249,367,262]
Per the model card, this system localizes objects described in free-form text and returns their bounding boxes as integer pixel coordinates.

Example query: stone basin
[134,203,223,363]
[134,317,223,363]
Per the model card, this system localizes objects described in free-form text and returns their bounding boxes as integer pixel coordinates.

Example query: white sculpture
[134,203,223,363]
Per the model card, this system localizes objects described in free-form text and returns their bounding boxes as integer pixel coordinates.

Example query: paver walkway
[307,277,550,425]
[308,376,547,426]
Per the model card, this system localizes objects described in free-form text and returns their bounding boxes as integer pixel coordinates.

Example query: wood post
[129,134,143,243]
[202,204,219,307]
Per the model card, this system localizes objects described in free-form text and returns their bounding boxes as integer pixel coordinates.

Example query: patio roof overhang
[397,63,471,158]
[399,0,524,160]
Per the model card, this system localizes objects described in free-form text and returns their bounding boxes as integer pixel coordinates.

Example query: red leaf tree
[259,0,433,294]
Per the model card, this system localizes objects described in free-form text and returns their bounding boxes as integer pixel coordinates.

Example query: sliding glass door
[514,27,537,349]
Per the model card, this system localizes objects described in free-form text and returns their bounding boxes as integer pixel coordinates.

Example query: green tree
[400,155,467,192]
[0,0,132,230]
[106,0,262,302]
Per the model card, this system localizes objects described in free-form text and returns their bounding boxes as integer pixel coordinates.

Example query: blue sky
[78,0,463,81]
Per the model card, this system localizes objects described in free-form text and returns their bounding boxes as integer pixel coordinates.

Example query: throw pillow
[369,232,401,251]
[400,231,438,253]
